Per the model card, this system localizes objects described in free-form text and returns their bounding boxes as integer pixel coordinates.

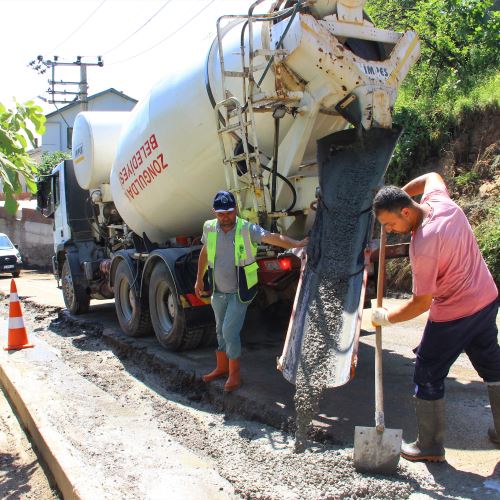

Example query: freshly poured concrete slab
[0,324,234,500]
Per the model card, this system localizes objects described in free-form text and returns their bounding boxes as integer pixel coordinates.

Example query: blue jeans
[211,292,249,359]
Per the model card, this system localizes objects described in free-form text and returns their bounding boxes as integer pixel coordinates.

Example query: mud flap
[280,126,402,388]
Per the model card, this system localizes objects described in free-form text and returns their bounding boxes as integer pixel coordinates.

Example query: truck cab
[37,161,71,254]
[37,160,110,314]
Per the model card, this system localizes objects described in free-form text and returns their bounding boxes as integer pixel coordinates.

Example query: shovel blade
[353,426,402,474]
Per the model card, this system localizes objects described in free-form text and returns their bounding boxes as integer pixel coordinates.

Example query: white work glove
[371,307,392,327]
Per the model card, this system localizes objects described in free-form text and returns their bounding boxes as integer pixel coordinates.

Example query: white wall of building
[42,89,137,153]
[42,122,62,153]
[0,208,54,269]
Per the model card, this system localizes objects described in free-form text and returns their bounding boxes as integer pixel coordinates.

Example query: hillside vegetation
[366,0,499,287]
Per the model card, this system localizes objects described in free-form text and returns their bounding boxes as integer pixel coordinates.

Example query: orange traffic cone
[4,279,33,351]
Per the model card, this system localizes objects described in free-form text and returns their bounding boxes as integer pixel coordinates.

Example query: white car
[0,233,22,278]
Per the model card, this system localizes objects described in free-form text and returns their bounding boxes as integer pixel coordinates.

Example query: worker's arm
[261,233,309,249]
[372,293,432,326]
[194,244,209,299]
[402,172,446,197]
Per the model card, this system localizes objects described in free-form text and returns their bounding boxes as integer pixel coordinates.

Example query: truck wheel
[149,262,202,350]
[62,259,90,314]
[114,260,152,337]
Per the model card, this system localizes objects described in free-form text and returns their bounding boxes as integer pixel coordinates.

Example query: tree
[38,150,71,177]
[0,100,46,214]
[367,0,499,97]
[364,0,500,185]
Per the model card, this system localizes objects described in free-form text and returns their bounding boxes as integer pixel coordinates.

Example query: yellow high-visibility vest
[205,216,259,302]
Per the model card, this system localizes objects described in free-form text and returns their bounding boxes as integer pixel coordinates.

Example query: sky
[0,0,263,114]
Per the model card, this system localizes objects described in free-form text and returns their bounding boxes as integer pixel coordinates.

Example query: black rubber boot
[487,384,500,446]
[401,397,446,463]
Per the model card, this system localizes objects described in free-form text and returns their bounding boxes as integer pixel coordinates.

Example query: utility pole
[29,55,104,109]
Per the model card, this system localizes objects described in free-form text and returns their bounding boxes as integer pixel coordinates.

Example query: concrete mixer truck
[37,0,419,352]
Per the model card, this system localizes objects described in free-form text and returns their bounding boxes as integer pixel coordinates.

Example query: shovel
[353,226,402,474]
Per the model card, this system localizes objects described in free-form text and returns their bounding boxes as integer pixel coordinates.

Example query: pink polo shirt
[410,186,498,322]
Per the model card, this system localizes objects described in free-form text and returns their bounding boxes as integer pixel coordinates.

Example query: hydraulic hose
[261,162,297,213]
[257,1,303,87]
[271,117,280,214]
[232,140,297,213]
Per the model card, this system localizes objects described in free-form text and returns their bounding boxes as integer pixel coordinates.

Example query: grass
[474,204,500,286]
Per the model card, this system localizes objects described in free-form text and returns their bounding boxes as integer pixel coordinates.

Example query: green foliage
[367,0,499,95]
[38,150,71,177]
[473,204,500,285]
[454,171,480,186]
[0,100,46,214]
[365,0,500,185]
[365,1,500,289]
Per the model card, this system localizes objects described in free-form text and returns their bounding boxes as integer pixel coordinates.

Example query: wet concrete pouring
[3,289,498,500]
[292,158,373,453]
[288,129,398,454]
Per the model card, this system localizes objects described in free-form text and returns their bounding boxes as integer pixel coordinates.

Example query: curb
[0,357,77,499]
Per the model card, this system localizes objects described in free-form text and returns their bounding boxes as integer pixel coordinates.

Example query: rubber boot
[487,384,500,446]
[401,397,446,462]
[224,358,241,392]
[202,351,229,382]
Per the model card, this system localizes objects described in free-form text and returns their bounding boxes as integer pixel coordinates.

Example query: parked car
[0,233,22,277]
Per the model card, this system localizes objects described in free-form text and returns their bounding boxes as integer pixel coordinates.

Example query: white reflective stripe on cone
[8,316,25,329]
[9,293,19,302]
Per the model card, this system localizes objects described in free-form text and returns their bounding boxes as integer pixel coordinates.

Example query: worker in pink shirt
[371,172,499,463]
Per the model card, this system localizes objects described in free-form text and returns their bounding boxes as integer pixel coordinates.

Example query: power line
[50,0,108,53]
[107,0,217,66]
[103,0,173,56]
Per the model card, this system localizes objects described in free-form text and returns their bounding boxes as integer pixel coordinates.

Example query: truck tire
[149,262,202,350]
[114,260,152,337]
[199,325,217,348]
[61,259,90,314]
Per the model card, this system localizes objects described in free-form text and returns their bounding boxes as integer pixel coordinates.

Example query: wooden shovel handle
[375,226,387,431]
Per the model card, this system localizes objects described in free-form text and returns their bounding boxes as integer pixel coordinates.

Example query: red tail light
[278,257,292,271]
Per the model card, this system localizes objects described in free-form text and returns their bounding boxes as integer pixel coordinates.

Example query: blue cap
[213,191,236,212]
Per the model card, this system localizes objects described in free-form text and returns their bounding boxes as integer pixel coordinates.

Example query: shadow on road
[0,452,57,499]
[416,461,500,499]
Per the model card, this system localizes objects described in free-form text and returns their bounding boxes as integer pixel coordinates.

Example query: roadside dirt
[386,104,500,295]
[0,386,60,499]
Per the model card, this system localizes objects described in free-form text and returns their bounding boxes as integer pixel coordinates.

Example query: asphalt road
[1,270,499,495]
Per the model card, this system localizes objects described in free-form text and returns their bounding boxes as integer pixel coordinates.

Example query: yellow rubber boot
[202,351,229,382]
[224,358,241,392]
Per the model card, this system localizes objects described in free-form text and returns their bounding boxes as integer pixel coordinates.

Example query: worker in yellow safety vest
[195,190,308,392]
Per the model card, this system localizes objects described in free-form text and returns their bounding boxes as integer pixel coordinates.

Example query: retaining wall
[0,207,53,270]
